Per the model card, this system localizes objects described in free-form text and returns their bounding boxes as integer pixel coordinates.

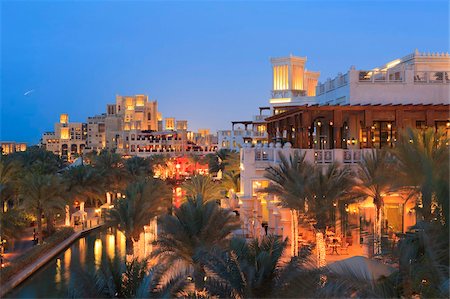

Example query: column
[366,127,373,148]
[334,126,342,148]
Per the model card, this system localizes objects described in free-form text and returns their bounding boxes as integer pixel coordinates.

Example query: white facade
[87,114,106,151]
[315,50,450,105]
[236,50,449,257]
[218,112,270,150]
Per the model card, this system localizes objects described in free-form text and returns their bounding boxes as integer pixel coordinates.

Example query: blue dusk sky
[1,0,449,144]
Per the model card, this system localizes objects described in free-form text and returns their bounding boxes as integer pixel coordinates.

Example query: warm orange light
[60,127,70,140]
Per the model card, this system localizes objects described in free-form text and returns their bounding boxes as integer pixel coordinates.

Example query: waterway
[8,229,130,298]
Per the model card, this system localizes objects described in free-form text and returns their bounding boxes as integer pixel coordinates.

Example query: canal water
[8,229,130,298]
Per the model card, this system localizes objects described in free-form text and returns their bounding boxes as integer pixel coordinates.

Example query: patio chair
[340,240,349,255]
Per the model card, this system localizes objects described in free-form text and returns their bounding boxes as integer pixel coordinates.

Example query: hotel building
[41,114,87,161]
[237,50,450,257]
[0,141,27,155]
[41,94,217,159]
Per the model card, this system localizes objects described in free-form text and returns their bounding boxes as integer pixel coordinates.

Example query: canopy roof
[327,256,396,281]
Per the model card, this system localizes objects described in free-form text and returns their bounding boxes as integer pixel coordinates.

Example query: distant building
[218,107,270,150]
[1,141,27,155]
[164,117,175,131]
[42,94,217,158]
[87,114,106,151]
[41,113,87,161]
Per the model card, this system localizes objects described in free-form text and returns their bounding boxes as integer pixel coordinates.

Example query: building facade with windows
[0,141,27,155]
[42,94,217,158]
[218,107,270,150]
[237,51,450,258]
[41,114,87,161]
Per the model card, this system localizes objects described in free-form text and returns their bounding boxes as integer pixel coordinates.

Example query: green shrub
[0,227,75,284]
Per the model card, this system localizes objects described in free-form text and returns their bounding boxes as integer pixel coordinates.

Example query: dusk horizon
[2,0,449,143]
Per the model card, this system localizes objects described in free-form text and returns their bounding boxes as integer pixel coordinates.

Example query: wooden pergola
[266,104,450,149]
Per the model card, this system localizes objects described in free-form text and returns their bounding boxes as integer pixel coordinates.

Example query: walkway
[0,223,103,298]
[1,208,101,268]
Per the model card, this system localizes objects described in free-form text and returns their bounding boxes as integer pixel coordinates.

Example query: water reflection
[8,228,153,298]
[106,233,115,260]
[94,238,102,269]
[78,238,86,266]
[55,258,61,284]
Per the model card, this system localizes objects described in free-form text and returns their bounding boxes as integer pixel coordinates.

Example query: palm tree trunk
[316,230,326,267]
[36,209,43,245]
[193,264,206,290]
[46,212,55,234]
[374,205,383,256]
[125,236,134,256]
[421,185,433,222]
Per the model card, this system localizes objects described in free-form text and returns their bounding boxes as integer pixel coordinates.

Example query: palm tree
[125,156,152,180]
[305,163,353,265]
[306,163,353,231]
[188,153,201,174]
[264,151,312,211]
[72,255,190,298]
[393,127,449,224]
[105,178,171,255]
[0,159,22,211]
[199,235,320,298]
[208,149,240,175]
[264,151,312,256]
[397,222,449,298]
[8,146,63,175]
[62,164,105,208]
[19,173,65,243]
[154,195,241,290]
[148,154,170,179]
[181,174,222,202]
[0,208,28,249]
[352,149,397,255]
[92,149,128,197]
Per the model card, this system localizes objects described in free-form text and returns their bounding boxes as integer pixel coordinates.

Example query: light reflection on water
[8,228,147,298]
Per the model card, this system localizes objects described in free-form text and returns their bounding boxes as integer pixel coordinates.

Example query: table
[329,244,340,255]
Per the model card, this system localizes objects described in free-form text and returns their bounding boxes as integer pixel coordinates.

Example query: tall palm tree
[125,156,152,180]
[0,208,28,248]
[105,178,171,255]
[392,127,449,224]
[0,159,21,211]
[264,151,313,256]
[307,163,354,230]
[181,174,222,202]
[19,173,65,243]
[62,164,105,207]
[93,150,128,197]
[264,151,312,211]
[352,149,397,255]
[154,195,241,290]
[305,163,353,265]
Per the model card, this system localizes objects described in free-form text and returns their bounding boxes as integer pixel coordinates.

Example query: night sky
[2,0,448,143]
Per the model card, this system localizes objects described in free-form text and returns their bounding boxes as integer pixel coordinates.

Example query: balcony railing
[247,147,367,165]
[314,150,334,164]
[343,149,362,164]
